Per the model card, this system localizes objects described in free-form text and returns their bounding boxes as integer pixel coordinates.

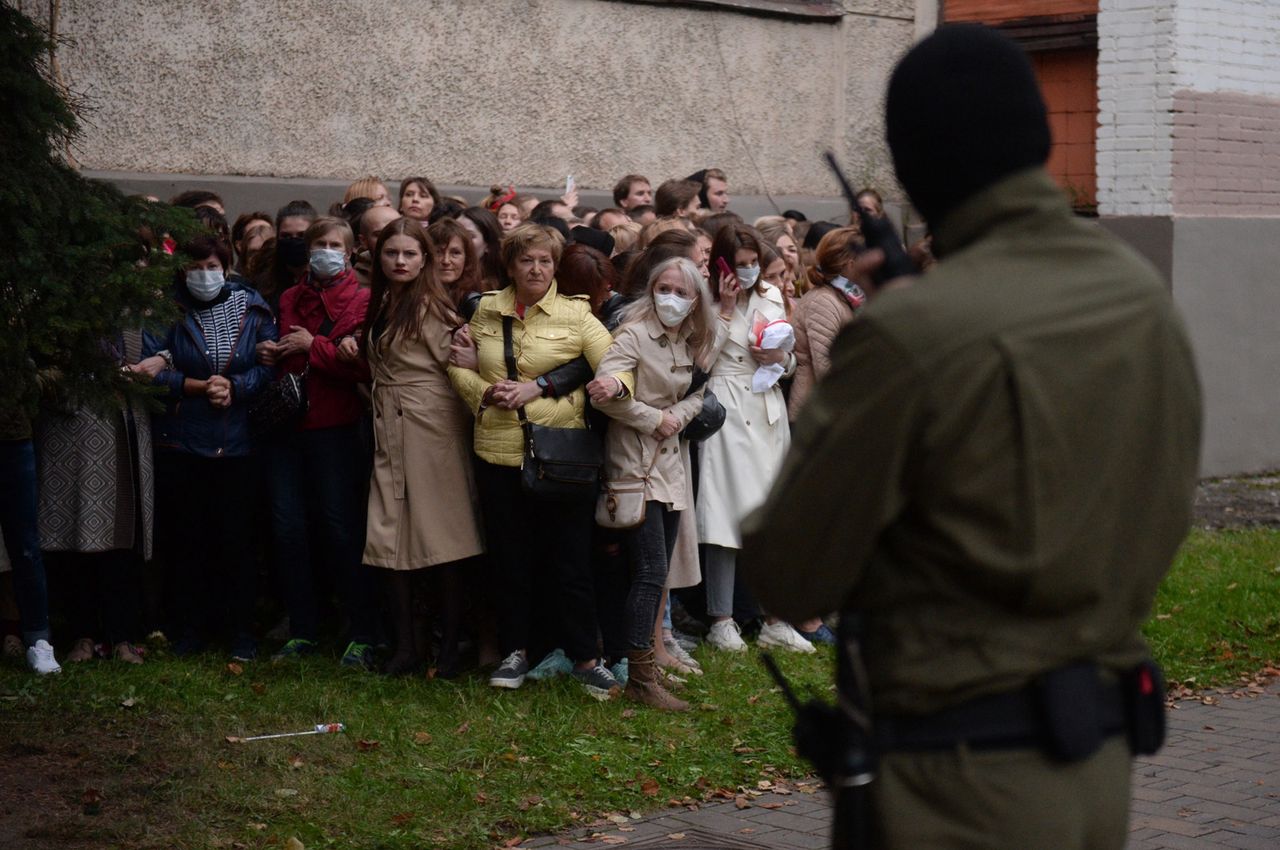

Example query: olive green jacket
[740,168,1202,716]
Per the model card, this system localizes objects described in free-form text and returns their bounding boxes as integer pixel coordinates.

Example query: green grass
[3,527,1277,849]
[0,645,830,849]
[1143,527,1280,686]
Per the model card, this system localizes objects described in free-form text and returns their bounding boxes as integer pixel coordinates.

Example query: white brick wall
[1174,0,1280,96]
[1097,0,1176,216]
[1097,0,1280,216]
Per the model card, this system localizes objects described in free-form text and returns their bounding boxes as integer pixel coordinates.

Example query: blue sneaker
[271,638,318,661]
[798,623,837,646]
[526,648,572,681]
[340,641,376,670]
[609,657,629,688]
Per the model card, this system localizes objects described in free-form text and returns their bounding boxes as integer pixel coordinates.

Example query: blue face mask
[309,248,347,279]
[735,265,761,289]
[185,269,225,301]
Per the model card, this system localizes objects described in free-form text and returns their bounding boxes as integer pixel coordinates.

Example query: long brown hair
[427,218,486,305]
[365,218,456,345]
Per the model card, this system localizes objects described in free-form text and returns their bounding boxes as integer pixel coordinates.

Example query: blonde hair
[343,175,388,205]
[608,220,643,253]
[638,216,694,249]
[499,222,564,275]
[304,216,355,252]
[619,257,719,369]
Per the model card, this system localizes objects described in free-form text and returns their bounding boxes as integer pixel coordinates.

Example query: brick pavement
[521,680,1280,849]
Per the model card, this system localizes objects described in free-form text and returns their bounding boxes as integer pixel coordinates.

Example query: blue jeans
[0,440,52,644]
[269,424,374,643]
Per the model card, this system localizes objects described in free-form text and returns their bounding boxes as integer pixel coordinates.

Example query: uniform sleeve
[738,317,923,621]
[593,326,662,433]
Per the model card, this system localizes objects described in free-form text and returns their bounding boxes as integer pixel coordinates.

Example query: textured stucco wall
[41,0,918,199]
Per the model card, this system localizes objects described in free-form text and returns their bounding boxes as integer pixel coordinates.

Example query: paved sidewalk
[522,680,1280,849]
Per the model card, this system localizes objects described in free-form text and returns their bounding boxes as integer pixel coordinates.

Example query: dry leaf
[390,812,414,826]
[601,838,627,846]
[285,839,304,850]
[225,736,244,744]
[226,662,244,676]
[288,756,303,770]
[356,739,380,751]
[667,834,685,841]
[518,795,543,811]
[640,778,660,797]
[501,838,523,848]
[621,708,636,719]
[275,788,298,797]
[734,795,750,810]
[758,802,785,809]
[250,682,267,695]
[608,814,630,825]
[455,720,471,735]
[249,823,267,831]
[413,731,433,744]
[474,792,489,804]
[120,698,136,708]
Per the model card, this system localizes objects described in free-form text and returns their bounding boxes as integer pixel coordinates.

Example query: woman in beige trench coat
[362,218,484,676]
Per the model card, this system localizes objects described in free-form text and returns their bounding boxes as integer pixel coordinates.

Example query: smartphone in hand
[715,256,734,280]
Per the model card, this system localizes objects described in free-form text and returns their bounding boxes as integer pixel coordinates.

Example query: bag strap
[501,315,530,427]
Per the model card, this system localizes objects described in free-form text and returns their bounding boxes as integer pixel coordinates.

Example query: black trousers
[51,549,143,646]
[156,453,258,642]
[624,501,679,650]
[475,459,600,664]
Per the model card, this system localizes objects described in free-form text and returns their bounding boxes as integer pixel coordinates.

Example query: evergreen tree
[0,3,195,434]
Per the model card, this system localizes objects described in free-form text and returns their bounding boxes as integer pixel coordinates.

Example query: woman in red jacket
[267,216,377,668]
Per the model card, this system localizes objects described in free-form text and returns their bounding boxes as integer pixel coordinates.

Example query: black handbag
[248,312,339,439]
[680,367,726,442]
[502,316,602,500]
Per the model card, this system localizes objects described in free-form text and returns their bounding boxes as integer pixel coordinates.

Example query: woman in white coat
[697,223,813,653]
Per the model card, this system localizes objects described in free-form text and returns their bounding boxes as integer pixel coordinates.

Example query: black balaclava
[885,25,1050,227]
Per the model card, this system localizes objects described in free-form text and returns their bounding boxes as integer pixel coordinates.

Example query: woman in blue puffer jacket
[143,234,276,661]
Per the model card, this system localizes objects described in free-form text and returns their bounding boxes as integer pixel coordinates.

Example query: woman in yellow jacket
[448,223,625,698]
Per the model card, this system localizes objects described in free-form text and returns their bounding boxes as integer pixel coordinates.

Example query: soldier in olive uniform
[740,25,1202,850]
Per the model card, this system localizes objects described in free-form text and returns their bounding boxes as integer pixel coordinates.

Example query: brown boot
[624,648,690,712]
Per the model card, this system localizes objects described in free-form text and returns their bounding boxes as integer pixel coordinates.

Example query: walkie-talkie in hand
[824,150,917,286]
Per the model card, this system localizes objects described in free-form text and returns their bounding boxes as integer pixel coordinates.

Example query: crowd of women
[3,169,925,711]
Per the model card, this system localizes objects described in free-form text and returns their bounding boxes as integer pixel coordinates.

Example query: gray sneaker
[571,663,621,701]
[489,651,528,689]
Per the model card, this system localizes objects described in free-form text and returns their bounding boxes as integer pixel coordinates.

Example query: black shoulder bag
[248,312,338,439]
[681,367,725,442]
[502,315,602,500]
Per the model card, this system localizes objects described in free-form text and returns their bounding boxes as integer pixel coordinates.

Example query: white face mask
[735,265,760,289]
[185,269,225,301]
[309,248,347,279]
[654,292,695,328]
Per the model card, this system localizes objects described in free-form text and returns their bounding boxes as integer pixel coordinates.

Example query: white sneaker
[26,639,62,675]
[706,619,747,652]
[758,620,817,654]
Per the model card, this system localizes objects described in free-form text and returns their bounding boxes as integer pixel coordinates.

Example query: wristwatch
[536,375,552,398]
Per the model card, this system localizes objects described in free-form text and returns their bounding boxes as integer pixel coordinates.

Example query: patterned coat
[35,330,155,558]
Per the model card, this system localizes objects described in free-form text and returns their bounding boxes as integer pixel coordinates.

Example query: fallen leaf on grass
[640,778,660,797]
[82,788,103,816]
[621,708,636,719]
[250,682,267,696]
[248,823,267,831]
[413,731,433,744]
[356,739,380,751]
[274,788,298,797]
[474,792,489,804]
[288,755,303,770]
[390,812,414,826]
[120,697,136,708]
[607,814,630,825]
[455,720,471,735]
[226,662,243,676]
[518,795,543,811]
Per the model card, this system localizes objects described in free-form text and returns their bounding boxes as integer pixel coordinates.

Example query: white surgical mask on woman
[309,248,347,279]
[654,292,695,328]
[185,269,225,301]
[735,264,760,289]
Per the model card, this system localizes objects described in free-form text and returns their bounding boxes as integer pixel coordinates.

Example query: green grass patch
[1144,527,1280,686]
[0,645,830,849]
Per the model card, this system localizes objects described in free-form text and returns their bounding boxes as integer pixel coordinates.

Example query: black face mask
[277,236,308,268]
